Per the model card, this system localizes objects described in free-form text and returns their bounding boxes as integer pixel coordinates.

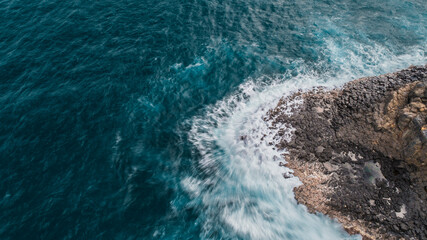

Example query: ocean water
[0,0,426,239]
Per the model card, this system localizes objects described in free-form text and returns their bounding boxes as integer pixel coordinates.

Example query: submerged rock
[266,65,427,240]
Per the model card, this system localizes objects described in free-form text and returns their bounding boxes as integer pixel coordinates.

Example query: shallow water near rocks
[0,0,426,239]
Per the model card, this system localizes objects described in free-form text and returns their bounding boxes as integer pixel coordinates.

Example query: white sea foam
[185,74,357,240]
[183,40,426,239]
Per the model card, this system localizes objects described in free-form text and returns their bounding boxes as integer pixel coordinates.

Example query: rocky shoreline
[265,65,427,239]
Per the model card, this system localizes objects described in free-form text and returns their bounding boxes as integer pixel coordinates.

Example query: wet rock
[265,65,427,240]
[282,172,292,179]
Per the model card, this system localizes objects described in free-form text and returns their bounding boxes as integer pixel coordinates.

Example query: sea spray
[182,41,426,239]
[1,0,426,238]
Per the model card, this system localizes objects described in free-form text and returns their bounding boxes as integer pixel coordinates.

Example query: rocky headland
[265,65,427,239]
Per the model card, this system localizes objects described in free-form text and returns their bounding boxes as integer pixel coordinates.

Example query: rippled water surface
[1,0,426,239]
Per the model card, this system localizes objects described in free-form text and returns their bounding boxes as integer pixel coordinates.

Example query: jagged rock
[265,65,427,240]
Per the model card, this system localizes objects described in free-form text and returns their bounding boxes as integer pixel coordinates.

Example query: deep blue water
[0,0,426,239]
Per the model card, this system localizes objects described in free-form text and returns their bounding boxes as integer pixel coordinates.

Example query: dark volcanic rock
[266,65,427,240]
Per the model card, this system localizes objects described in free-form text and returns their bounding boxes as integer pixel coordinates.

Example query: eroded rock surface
[266,65,427,239]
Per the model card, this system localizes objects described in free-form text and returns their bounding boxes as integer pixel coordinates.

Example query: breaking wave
[183,41,426,239]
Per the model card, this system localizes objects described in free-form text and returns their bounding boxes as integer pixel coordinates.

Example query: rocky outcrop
[265,65,427,239]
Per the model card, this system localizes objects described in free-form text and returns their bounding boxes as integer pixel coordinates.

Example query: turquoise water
[0,0,426,239]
